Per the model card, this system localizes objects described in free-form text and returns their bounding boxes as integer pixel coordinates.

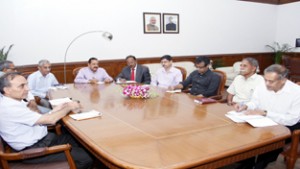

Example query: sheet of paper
[166,89,181,93]
[246,118,278,127]
[97,81,104,84]
[226,110,278,127]
[225,114,246,123]
[69,110,102,121]
[116,80,137,84]
[49,97,72,106]
[49,85,68,90]
[226,111,263,121]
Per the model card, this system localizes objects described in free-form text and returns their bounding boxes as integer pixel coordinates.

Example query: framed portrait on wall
[143,12,161,34]
[163,13,179,34]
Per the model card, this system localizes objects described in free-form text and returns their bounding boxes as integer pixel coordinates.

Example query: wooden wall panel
[16,52,281,84]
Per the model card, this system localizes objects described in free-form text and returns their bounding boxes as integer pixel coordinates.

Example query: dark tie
[131,68,135,81]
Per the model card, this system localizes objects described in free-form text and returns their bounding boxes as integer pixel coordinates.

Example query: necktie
[131,68,135,81]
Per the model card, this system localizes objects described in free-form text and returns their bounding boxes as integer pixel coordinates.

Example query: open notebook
[226,110,278,127]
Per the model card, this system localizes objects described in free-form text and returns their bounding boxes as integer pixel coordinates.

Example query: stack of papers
[49,97,72,106]
[226,110,278,127]
[69,110,102,121]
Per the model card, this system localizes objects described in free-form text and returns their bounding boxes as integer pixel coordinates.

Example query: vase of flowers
[266,42,294,64]
[123,85,150,99]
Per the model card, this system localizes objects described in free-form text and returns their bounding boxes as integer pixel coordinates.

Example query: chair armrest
[1,144,71,161]
[47,123,62,135]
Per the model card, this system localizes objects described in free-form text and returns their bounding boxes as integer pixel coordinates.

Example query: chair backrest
[282,55,300,82]
[174,66,187,81]
[21,71,34,79]
[212,69,227,98]
[281,129,300,169]
[72,67,84,77]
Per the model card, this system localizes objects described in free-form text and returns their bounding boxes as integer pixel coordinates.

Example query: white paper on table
[246,118,278,127]
[97,81,104,84]
[49,97,72,106]
[166,89,182,93]
[69,110,102,121]
[116,80,137,84]
[49,85,68,90]
[225,114,246,123]
[226,110,278,127]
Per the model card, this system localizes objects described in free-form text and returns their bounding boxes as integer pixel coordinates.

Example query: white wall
[0,0,295,65]
[276,1,300,52]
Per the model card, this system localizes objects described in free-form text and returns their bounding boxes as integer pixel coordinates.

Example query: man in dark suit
[116,55,151,84]
[166,16,176,31]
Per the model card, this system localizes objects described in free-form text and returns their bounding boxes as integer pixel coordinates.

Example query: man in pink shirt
[74,57,113,84]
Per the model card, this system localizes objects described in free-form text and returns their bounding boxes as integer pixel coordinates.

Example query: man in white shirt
[0,72,93,169]
[28,59,59,108]
[0,60,46,113]
[151,55,182,88]
[227,57,264,106]
[235,64,300,169]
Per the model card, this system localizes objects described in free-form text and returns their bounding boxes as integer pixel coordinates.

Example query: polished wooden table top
[50,83,290,169]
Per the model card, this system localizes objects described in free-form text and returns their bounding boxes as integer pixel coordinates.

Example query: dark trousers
[237,122,300,169]
[23,132,93,169]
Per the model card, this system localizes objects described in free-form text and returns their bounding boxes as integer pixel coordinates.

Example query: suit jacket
[117,64,151,84]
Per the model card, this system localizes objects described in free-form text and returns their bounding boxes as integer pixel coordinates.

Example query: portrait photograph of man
[163,13,179,33]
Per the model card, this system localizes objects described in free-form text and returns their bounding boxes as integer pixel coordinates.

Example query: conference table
[49,83,290,169]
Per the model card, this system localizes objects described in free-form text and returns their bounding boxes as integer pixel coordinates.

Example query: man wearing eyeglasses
[169,56,220,97]
[27,59,59,108]
[234,64,300,169]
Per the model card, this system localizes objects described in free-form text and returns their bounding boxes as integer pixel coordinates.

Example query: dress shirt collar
[243,73,258,80]
[198,69,211,76]
[37,70,49,78]
[1,95,26,104]
[267,80,292,94]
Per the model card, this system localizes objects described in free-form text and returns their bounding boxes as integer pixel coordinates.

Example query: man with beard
[74,57,113,84]
[234,64,300,169]
[116,55,151,84]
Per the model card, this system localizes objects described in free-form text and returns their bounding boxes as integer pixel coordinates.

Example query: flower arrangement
[123,85,150,99]
[266,42,294,64]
